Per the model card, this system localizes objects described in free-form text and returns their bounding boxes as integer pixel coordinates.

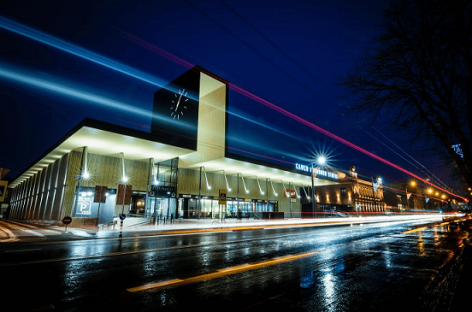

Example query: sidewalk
[2,214,443,242]
[48,214,445,239]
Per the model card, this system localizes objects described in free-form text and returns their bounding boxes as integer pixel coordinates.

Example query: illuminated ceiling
[9,126,194,188]
[10,123,338,189]
[183,158,336,187]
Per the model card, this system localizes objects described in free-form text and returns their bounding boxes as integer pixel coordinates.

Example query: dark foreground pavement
[1,216,471,311]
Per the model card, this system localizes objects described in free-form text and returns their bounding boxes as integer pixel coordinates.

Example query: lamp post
[426,188,433,210]
[407,180,417,211]
[311,156,326,218]
[371,176,382,215]
[311,162,315,218]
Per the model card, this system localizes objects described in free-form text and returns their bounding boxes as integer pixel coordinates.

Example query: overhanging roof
[10,118,340,189]
[9,119,195,188]
[184,157,336,186]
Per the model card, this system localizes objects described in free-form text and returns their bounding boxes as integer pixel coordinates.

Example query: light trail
[227,146,296,165]
[1,15,467,202]
[0,16,170,90]
[120,28,468,202]
[228,83,468,202]
[0,65,179,127]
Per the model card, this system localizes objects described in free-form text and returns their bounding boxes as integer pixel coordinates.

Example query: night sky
[0,0,453,190]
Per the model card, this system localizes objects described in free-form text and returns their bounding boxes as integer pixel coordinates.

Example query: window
[397,195,402,210]
[341,188,347,196]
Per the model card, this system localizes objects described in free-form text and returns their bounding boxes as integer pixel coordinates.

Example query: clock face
[151,67,200,150]
[170,89,189,120]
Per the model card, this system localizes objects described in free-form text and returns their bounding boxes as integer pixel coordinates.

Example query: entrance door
[147,197,163,218]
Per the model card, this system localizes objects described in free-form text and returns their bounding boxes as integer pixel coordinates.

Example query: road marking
[0,219,439,266]
[402,226,429,234]
[127,250,318,293]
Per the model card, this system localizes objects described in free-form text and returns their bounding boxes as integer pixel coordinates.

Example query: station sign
[150,185,176,198]
[295,164,338,179]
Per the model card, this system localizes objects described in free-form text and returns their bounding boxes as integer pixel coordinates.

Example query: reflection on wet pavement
[1,219,470,311]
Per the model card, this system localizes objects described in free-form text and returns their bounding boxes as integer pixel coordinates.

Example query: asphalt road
[0,218,470,311]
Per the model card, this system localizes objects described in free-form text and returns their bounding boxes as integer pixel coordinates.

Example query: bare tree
[340,0,472,195]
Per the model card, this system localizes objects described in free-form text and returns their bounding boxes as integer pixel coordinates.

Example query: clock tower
[151,67,200,150]
[151,66,228,160]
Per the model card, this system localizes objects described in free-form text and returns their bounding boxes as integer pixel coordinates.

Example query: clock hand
[175,92,183,111]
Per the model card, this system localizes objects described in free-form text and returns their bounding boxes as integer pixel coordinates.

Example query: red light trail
[122,31,468,202]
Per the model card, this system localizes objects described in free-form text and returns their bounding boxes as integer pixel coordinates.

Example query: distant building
[311,166,387,216]
[383,181,444,212]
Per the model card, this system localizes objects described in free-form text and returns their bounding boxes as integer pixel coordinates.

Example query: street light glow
[317,156,326,165]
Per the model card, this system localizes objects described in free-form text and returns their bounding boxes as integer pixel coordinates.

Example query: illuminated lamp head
[317,156,326,165]
[83,171,90,179]
[123,176,128,182]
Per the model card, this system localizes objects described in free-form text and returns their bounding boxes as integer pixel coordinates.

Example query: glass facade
[179,196,277,219]
[146,157,179,219]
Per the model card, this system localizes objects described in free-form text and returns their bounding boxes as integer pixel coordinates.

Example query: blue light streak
[0,64,185,127]
[0,15,308,144]
[0,15,171,91]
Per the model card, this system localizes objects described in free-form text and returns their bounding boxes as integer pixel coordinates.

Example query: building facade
[311,166,386,216]
[7,67,342,228]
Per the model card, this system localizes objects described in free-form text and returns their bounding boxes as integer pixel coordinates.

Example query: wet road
[1,218,470,311]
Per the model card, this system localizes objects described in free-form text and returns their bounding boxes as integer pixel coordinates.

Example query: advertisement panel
[219,189,227,205]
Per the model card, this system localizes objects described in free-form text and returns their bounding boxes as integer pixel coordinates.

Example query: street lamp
[311,155,326,218]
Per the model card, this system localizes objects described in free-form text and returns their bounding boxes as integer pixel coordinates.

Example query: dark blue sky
[0,0,453,190]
